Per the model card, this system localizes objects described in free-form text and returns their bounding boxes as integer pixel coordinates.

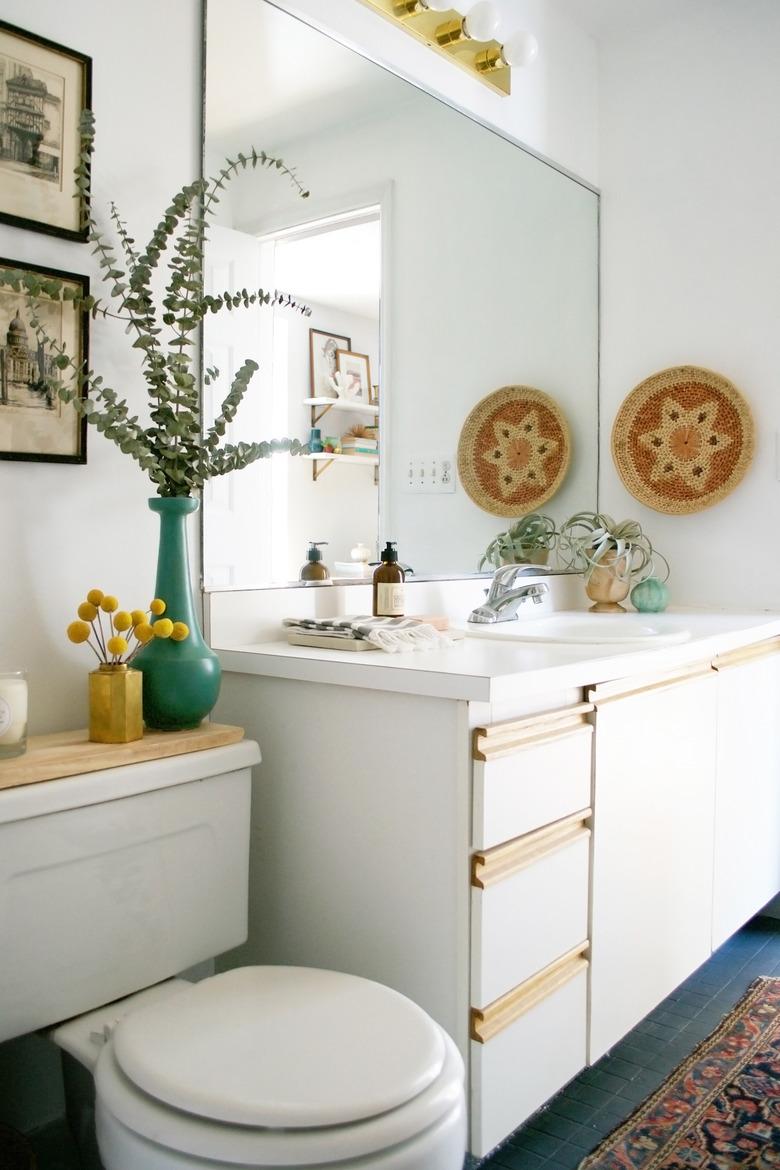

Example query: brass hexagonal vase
[88,664,143,744]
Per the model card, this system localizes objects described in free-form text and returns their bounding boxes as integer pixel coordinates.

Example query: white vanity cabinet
[588,664,718,1062]
[712,639,780,949]
[468,704,593,1155]
[213,616,780,1160]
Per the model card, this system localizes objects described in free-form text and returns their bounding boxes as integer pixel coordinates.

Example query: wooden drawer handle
[713,638,780,671]
[471,942,589,1043]
[473,704,593,762]
[472,809,591,889]
[588,662,713,706]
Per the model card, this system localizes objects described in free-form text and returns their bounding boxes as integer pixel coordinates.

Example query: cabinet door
[712,642,780,949]
[589,665,717,1062]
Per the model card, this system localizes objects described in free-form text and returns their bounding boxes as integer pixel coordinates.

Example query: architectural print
[0,260,88,463]
[0,51,63,185]
[0,298,57,409]
[0,21,91,239]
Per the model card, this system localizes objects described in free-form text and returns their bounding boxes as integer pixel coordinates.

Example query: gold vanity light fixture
[356,0,539,97]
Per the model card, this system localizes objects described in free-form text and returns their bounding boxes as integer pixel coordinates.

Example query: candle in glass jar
[0,671,28,759]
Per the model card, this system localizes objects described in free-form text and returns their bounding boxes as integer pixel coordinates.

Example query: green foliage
[557,511,664,583]
[0,110,311,496]
[478,513,557,571]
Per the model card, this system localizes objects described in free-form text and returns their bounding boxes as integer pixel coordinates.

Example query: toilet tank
[0,740,260,1043]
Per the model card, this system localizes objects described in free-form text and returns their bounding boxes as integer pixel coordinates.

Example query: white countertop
[216,610,780,703]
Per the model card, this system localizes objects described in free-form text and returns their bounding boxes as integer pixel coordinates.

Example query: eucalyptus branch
[0,112,312,497]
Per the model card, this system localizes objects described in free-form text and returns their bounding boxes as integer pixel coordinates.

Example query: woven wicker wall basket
[457,385,571,517]
[611,365,754,515]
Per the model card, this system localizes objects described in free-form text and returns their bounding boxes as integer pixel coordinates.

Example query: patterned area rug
[579,977,780,1168]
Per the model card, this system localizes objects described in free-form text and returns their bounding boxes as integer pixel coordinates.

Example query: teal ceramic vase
[630,576,670,613]
[135,497,221,731]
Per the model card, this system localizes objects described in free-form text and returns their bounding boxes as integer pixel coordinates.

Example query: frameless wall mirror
[203,0,599,588]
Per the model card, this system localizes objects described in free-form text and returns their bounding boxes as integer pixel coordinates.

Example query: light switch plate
[406,454,456,493]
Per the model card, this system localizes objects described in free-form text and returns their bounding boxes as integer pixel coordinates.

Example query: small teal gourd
[630,576,669,613]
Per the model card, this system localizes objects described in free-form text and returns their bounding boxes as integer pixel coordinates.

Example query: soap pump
[300,542,331,584]
[372,541,405,616]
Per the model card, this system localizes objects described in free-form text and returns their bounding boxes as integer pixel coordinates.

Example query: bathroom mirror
[203,0,599,588]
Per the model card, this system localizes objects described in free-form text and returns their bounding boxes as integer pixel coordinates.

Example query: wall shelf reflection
[303,452,379,481]
[304,397,379,425]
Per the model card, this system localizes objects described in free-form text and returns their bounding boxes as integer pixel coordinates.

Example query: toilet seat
[95,967,465,1166]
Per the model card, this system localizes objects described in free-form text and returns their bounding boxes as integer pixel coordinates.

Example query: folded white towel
[283,615,455,653]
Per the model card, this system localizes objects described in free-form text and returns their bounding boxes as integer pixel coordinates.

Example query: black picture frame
[0,20,92,241]
[0,257,89,464]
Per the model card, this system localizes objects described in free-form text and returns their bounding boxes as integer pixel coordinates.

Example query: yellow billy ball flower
[106,635,129,656]
[113,611,133,632]
[86,588,104,606]
[78,601,98,622]
[171,622,190,642]
[101,595,119,613]
[152,618,174,639]
[67,620,92,644]
[133,622,155,644]
[150,598,166,616]
[130,609,147,627]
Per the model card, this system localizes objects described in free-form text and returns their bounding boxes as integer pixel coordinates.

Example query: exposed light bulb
[463,1,500,42]
[501,29,539,67]
[423,0,458,11]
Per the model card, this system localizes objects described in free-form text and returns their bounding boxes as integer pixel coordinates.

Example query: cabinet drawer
[471,811,591,1008]
[470,945,588,1157]
[473,705,593,850]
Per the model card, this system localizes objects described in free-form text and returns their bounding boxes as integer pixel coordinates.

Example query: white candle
[0,672,28,757]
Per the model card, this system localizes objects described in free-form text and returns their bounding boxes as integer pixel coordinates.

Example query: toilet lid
[111,967,446,1128]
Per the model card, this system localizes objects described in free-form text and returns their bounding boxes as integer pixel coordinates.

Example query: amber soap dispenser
[300,542,331,584]
[372,541,405,616]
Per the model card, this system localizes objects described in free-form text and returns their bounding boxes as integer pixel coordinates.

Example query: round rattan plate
[611,366,754,515]
[457,386,571,517]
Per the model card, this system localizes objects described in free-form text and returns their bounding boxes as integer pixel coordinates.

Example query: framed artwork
[0,258,89,463]
[336,349,372,403]
[309,327,351,398]
[0,20,92,241]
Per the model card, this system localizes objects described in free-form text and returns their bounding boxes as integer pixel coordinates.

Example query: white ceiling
[206,0,402,152]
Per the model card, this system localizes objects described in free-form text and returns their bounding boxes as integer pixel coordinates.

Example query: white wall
[0,0,201,737]
[0,0,200,1134]
[598,0,780,609]
[271,0,599,185]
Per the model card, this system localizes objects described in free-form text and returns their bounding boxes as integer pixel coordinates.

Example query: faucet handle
[487,563,531,598]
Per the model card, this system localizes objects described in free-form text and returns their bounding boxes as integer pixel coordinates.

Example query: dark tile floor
[25,915,780,1170]
[474,914,780,1170]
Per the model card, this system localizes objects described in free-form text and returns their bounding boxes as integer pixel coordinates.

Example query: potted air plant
[478,513,557,571]
[557,511,667,613]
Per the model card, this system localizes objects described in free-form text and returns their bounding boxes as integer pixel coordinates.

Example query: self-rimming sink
[465,612,691,646]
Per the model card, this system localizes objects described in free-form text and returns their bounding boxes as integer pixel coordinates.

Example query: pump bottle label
[376,583,405,617]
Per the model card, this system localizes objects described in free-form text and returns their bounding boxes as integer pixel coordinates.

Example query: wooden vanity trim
[588,663,713,707]
[473,703,594,762]
[471,942,589,1043]
[472,809,592,889]
[712,638,780,672]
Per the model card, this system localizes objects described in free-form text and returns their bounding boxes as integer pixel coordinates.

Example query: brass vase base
[89,664,143,744]
[589,601,628,614]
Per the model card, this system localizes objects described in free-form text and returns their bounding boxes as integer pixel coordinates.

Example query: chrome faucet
[467,563,579,625]
[470,563,549,622]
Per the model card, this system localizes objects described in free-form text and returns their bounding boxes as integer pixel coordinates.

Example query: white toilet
[0,740,465,1169]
